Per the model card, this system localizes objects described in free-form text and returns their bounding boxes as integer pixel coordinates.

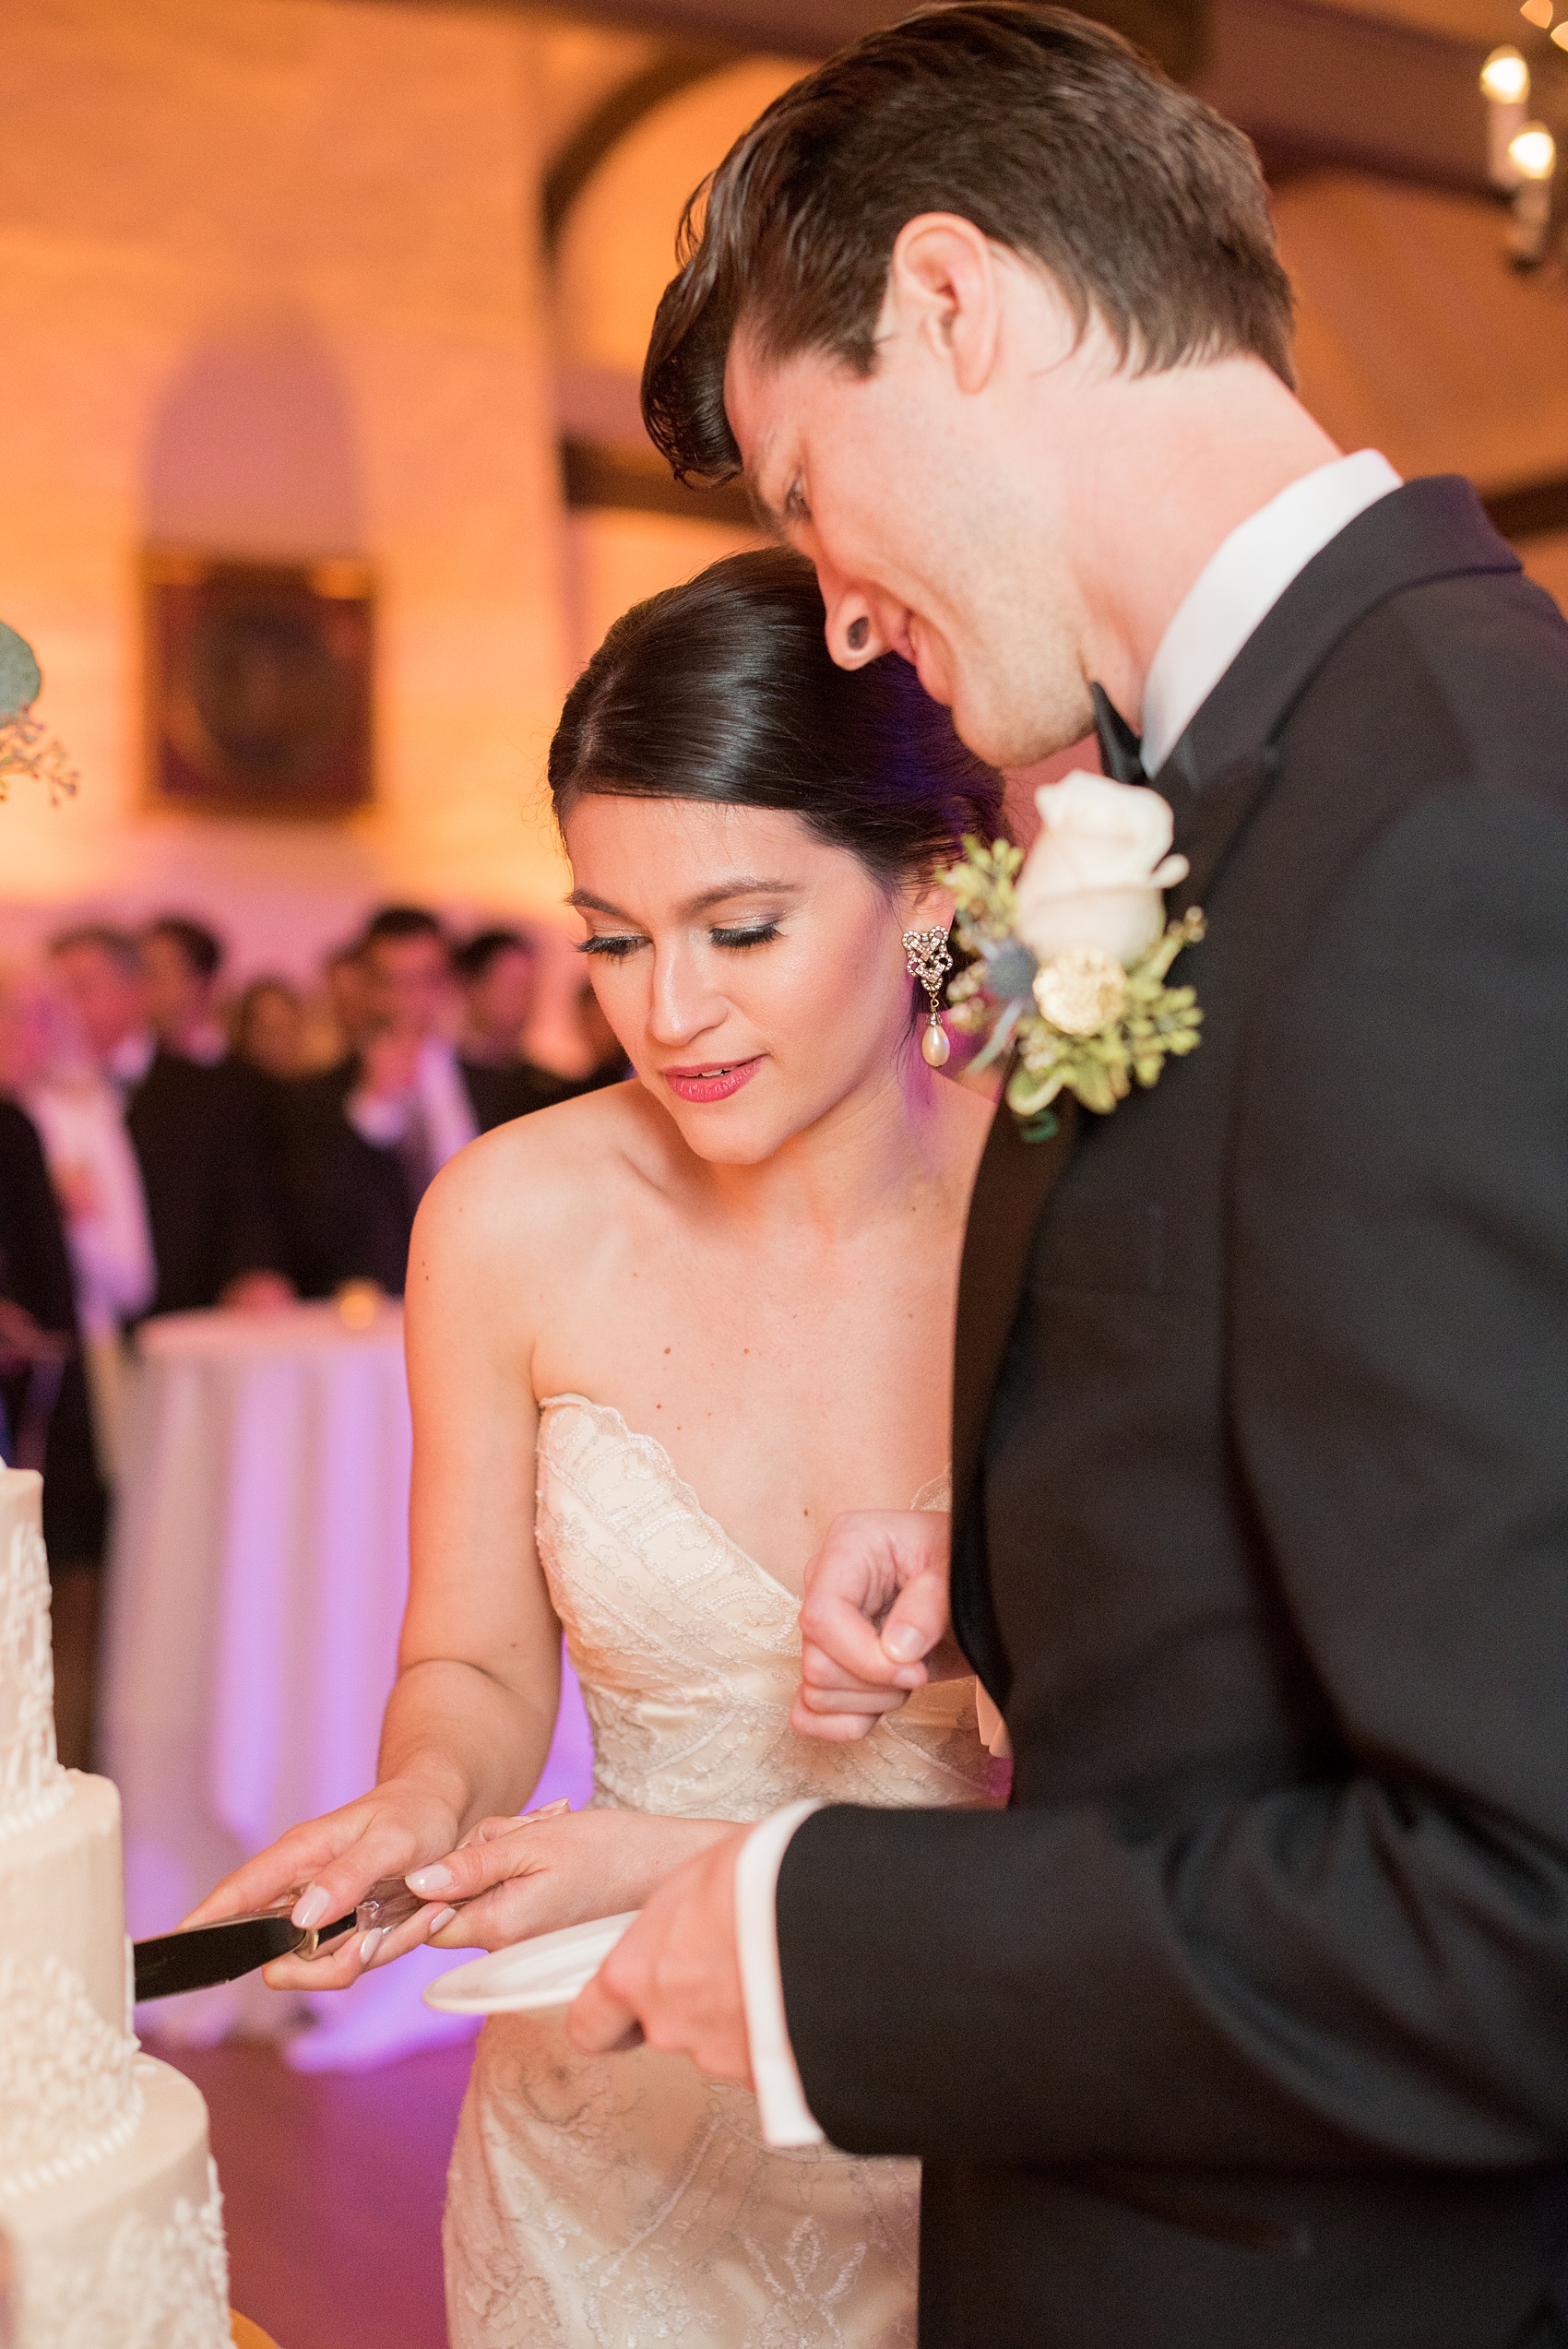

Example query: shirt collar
[1140,449,1403,777]
[105,1029,157,1091]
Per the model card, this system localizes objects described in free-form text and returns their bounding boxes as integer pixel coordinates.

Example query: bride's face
[563,794,947,1164]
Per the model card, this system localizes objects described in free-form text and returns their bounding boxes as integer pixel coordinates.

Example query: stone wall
[1,0,572,978]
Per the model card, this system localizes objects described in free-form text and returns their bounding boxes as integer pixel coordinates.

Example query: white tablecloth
[101,1300,593,2070]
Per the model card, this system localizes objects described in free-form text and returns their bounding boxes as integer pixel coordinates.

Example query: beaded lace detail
[445,1396,1005,2349]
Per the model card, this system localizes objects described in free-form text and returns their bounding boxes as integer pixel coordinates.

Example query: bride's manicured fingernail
[359,1928,386,1965]
[291,1885,330,1930]
[426,1906,457,1934]
[406,1863,453,1896]
[883,1625,925,1662]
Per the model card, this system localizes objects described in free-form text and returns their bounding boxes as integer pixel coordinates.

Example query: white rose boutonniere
[944,771,1206,1138]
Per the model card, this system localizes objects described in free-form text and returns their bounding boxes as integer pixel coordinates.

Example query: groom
[568,7,1568,2341]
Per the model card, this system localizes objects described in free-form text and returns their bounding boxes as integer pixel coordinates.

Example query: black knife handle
[133,1908,357,2001]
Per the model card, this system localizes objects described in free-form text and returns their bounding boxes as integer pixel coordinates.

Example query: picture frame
[144,549,374,816]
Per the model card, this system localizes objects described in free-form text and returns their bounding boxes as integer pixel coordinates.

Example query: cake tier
[0,1468,69,1839]
[0,1773,141,2197]
[6,2056,231,2349]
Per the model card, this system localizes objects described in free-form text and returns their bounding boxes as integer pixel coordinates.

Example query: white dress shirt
[1140,448,1401,775]
[344,1037,479,1173]
[736,445,1405,2152]
[25,1069,157,1337]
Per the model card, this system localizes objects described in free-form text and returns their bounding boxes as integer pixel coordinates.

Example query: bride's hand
[177,1776,464,1993]
[794,1508,956,1741]
[409,1809,732,1955]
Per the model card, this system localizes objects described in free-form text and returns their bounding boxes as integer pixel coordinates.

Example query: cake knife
[132,1905,359,2001]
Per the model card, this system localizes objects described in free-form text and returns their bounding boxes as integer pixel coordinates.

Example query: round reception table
[101,1299,592,2070]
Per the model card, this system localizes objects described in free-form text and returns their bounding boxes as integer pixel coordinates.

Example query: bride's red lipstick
[663,1057,763,1104]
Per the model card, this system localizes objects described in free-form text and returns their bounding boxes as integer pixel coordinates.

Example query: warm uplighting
[1521,0,1554,26]
[1510,121,1559,177]
[336,1278,384,1331]
[1481,43,1531,102]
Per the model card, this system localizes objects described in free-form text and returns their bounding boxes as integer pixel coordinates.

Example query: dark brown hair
[550,549,1002,885]
[643,1,1294,485]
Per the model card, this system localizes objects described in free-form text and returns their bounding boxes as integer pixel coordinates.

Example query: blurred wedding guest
[140,914,228,1064]
[453,927,571,1128]
[280,906,477,1297]
[48,926,292,1320]
[232,976,309,1082]
[0,969,110,1767]
[322,940,374,1059]
[4,957,155,1488]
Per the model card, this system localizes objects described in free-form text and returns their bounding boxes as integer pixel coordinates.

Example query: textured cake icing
[0,1464,231,2347]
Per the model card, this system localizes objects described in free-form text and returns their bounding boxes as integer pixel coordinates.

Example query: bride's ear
[902,876,956,938]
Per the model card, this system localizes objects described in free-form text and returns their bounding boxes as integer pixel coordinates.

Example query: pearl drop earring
[903,929,954,1068]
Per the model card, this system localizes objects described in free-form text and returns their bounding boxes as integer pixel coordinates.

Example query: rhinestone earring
[903,928,954,1068]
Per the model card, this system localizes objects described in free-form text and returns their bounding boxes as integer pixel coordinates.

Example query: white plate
[422,1912,639,2016]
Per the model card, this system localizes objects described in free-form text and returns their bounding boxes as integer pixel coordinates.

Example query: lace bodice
[532,1394,1006,1821]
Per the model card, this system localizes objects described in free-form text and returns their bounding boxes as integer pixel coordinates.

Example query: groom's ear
[885,215,1004,397]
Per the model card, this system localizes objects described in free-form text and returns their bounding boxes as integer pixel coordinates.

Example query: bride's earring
[903,929,954,1068]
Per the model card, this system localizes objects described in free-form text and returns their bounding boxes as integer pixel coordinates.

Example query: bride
[188,549,1008,2348]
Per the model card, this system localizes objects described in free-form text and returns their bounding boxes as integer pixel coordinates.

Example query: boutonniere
[943,771,1206,1141]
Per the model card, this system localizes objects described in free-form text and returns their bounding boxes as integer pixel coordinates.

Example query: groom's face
[726,288,1094,769]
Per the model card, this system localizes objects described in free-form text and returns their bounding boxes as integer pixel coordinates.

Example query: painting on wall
[144,550,374,815]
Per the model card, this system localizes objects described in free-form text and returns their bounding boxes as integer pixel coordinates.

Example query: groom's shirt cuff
[734,1798,826,2147]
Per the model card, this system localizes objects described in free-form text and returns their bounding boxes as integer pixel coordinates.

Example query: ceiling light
[1482,44,1531,102]
[1510,121,1558,178]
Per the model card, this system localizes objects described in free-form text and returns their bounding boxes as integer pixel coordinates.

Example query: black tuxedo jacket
[125,1050,289,1317]
[776,480,1568,2348]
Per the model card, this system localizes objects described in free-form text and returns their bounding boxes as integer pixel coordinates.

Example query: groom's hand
[565,1825,754,2086]
[792,1509,953,1742]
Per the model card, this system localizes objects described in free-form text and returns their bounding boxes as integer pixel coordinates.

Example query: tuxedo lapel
[1159,477,1520,904]
[944,475,1522,1705]
[948,1092,1077,1700]
[952,1093,1078,1537]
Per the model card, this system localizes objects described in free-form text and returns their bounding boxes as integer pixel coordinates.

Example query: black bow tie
[1091,683,1147,788]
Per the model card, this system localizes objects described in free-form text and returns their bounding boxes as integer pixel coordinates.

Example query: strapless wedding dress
[445,1394,1007,2349]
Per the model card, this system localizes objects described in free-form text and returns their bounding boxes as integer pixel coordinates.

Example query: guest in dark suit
[453,927,573,1128]
[280,907,481,1297]
[49,927,292,1316]
[140,913,229,1066]
[566,13,1568,2346]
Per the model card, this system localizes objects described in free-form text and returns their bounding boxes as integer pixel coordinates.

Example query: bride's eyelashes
[709,923,781,951]
[578,922,783,960]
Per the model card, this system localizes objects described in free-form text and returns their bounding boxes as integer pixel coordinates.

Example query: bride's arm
[181,1122,569,1987]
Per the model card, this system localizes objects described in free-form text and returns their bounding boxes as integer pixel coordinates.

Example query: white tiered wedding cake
[0,1462,231,2345]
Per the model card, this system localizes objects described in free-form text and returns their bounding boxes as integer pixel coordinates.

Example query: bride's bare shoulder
[414,1079,669,1271]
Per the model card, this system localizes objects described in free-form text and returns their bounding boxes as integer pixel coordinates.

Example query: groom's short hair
[642,1,1295,485]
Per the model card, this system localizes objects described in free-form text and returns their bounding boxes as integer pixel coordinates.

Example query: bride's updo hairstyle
[549,549,1003,884]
